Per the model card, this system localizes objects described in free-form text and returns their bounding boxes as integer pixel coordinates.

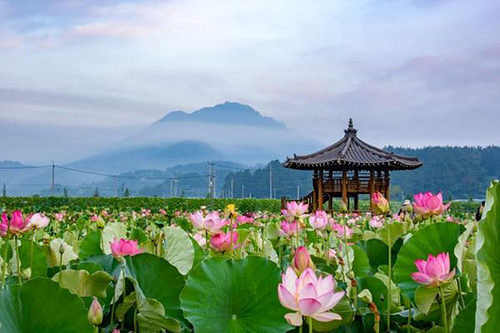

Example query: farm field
[0,184,497,333]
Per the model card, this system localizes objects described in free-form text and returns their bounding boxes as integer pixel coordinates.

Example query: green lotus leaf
[180,256,291,333]
[475,181,500,332]
[124,253,186,324]
[0,278,93,332]
[52,269,113,298]
[393,222,464,301]
[79,231,103,259]
[162,226,194,275]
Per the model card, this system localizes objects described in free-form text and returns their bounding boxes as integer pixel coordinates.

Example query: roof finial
[344,118,357,135]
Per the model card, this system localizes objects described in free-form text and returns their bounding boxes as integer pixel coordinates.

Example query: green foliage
[475,181,500,332]
[0,197,282,214]
[393,223,464,301]
[180,256,291,333]
[0,278,93,332]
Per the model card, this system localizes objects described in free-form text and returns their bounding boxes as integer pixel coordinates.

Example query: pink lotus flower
[236,215,254,225]
[331,223,353,239]
[0,211,31,237]
[279,220,301,237]
[210,231,238,252]
[28,213,50,229]
[278,267,345,326]
[292,246,316,275]
[372,192,390,215]
[328,249,337,259]
[159,209,167,215]
[188,211,227,233]
[110,238,144,258]
[90,214,100,222]
[411,252,456,287]
[309,210,329,230]
[54,212,65,221]
[413,192,451,218]
[193,232,207,247]
[282,201,309,221]
[369,216,384,229]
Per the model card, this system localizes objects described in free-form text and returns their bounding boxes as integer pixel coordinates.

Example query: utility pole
[2,183,6,197]
[230,177,234,199]
[269,162,273,199]
[173,175,179,197]
[208,161,216,199]
[297,182,300,200]
[170,178,173,198]
[51,161,55,196]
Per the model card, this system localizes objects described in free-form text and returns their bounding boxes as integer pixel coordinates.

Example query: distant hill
[67,141,223,174]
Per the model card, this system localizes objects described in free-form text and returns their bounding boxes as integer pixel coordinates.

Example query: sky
[0,0,499,163]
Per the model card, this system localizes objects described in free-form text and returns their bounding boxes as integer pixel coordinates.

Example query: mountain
[155,102,286,128]
[68,101,321,173]
[120,101,321,165]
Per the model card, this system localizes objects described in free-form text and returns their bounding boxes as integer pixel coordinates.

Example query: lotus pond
[0,183,498,333]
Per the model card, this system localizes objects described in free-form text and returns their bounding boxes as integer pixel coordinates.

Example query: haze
[0,0,499,164]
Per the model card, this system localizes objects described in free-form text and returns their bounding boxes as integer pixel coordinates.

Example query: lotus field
[0,183,498,333]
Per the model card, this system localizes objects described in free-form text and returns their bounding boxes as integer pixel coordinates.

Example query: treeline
[222,146,500,200]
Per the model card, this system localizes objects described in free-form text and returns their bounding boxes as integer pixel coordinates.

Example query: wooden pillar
[318,169,324,211]
[341,169,347,206]
[328,194,333,214]
[347,196,351,212]
[369,169,375,210]
[354,194,359,212]
[384,169,390,201]
[312,170,318,212]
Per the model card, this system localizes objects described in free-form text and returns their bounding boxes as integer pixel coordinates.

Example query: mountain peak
[156,102,286,129]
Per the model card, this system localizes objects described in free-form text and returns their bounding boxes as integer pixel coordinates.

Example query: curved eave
[282,159,423,171]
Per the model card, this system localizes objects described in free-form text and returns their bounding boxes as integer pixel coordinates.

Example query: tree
[123,188,130,197]
[93,187,100,198]
[63,187,68,198]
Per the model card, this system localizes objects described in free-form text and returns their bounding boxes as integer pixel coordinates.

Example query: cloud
[0,0,498,159]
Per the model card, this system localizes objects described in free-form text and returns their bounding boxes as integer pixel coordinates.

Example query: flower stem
[30,231,35,275]
[205,230,209,252]
[386,218,392,332]
[308,316,313,333]
[1,237,9,288]
[438,285,449,333]
[14,235,22,285]
[457,278,466,310]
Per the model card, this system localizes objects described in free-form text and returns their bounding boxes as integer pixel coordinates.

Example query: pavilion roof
[283,119,423,171]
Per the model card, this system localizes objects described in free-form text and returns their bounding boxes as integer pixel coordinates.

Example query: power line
[0,165,51,170]
[56,165,208,181]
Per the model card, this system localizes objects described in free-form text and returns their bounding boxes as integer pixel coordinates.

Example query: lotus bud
[88,297,103,325]
[347,271,355,280]
[58,243,65,254]
[340,201,348,213]
[358,289,373,304]
[292,246,315,275]
[42,233,50,245]
[96,218,105,228]
[371,192,390,215]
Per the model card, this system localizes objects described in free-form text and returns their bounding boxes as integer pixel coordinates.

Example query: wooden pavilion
[282,119,423,213]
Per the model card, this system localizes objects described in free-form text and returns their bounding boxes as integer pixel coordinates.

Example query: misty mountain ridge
[155,101,286,129]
